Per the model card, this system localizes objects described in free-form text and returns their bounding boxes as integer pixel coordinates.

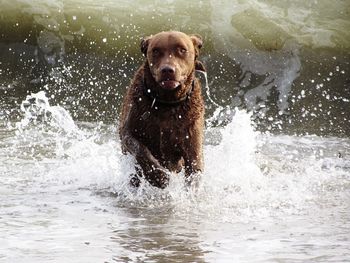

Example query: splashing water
[1,91,349,262]
[196,69,220,108]
[18,91,78,135]
[1,0,349,261]
[4,91,349,213]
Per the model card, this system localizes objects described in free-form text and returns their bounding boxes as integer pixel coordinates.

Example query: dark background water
[0,0,349,136]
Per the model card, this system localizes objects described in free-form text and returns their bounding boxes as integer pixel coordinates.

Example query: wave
[0,0,349,137]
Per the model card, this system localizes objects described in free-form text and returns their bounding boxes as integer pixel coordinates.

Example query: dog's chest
[158,107,188,139]
[158,116,187,168]
[148,106,189,150]
[159,121,184,147]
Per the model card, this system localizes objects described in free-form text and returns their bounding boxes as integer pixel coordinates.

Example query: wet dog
[119,31,205,188]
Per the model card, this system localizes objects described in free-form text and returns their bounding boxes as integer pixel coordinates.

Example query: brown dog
[119,31,205,189]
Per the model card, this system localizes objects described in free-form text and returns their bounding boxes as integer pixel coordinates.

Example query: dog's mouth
[160,80,181,90]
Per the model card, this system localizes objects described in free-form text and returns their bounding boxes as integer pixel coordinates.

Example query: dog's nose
[161,65,175,75]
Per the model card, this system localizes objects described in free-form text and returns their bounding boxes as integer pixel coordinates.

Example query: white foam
[9,91,350,222]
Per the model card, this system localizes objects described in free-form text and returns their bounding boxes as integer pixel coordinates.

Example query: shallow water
[1,0,350,262]
[1,93,349,262]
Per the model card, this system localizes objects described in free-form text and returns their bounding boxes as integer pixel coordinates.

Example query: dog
[119,31,205,189]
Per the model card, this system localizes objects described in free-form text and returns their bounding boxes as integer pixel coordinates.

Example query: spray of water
[10,91,350,222]
[18,91,78,135]
[196,69,220,108]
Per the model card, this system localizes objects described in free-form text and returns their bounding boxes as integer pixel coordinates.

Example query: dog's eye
[179,48,187,54]
[152,48,160,55]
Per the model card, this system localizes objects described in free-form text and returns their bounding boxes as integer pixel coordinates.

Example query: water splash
[196,69,220,107]
[18,91,79,135]
[6,91,350,222]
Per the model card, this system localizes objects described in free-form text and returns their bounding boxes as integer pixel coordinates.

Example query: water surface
[0,0,349,262]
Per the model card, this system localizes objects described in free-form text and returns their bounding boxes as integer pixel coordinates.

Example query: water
[1,0,350,262]
[1,91,349,262]
[1,0,349,135]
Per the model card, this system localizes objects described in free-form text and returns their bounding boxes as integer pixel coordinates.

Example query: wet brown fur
[119,31,205,188]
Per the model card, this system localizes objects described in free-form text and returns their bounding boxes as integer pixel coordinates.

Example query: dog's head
[141,31,204,90]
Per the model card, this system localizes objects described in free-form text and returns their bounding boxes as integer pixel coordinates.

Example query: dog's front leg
[184,157,203,189]
[121,133,169,188]
[183,126,204,188]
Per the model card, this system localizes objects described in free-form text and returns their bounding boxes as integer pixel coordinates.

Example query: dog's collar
[142,79,194,107]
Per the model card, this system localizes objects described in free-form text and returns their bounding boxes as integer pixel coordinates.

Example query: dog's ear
[190,34,203,57]
[195,60,206,72]
[140,36,152,56]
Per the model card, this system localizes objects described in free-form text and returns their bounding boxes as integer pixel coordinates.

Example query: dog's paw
[146,167,170,189]
[129,174,141,188]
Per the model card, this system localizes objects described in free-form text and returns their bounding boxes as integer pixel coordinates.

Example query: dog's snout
[161,65,175,75]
